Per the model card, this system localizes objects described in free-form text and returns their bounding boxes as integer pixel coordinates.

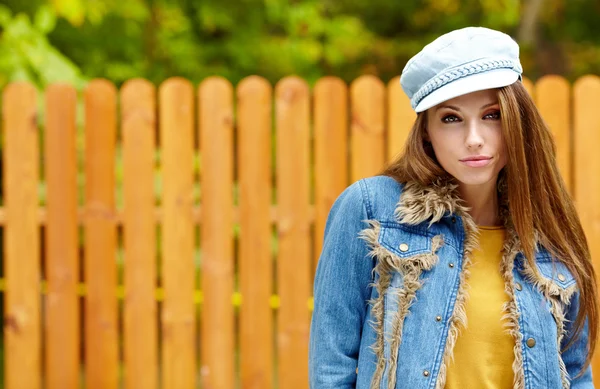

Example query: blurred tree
[0,4,85,90]
[0,0,599,89]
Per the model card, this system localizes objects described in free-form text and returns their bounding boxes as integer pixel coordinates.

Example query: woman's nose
[465,121,484,149]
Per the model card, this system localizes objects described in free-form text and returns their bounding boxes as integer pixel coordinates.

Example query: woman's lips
[460,156,492,167]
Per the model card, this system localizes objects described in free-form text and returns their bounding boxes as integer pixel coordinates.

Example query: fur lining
[395,179,465,226]
[359,220,444,389]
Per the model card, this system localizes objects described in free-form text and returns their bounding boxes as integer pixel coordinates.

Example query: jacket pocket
[379,225,432,259]
[536,259,577,291]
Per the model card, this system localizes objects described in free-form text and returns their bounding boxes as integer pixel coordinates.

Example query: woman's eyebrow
[481,101,499,109]
[435,104,460,112]
[435,101,499,112]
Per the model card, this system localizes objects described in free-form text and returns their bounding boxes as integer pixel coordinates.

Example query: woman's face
[425,89,507,189]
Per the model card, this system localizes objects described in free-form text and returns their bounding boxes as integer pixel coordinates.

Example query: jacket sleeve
[309,179,374,389]
[562,290,595,388]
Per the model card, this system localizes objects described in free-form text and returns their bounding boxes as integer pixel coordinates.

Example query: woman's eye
[484,111,501,120]
[442,115,460,123]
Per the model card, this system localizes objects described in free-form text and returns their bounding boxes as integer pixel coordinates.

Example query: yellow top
[445,226,514,389]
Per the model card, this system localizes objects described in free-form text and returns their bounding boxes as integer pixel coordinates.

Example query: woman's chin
[451,172,500,187]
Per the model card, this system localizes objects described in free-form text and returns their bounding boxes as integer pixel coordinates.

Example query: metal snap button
[399,243,409,252]
[558,273,566,282]
[451,216,457,223]
[423,370,430,377]
[435,315,442,322]
[515,282,522,291]
[526,338,536,348]
[449,263,455,268]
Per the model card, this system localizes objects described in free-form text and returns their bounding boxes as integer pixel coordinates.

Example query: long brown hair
[381,81,598,373]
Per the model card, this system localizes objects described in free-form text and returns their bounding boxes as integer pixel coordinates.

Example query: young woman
[309,27,598,389]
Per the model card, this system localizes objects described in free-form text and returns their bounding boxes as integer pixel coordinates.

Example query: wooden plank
[522,76,535,99]
[121,79,158,389]
[0,204,314,226]
[199,76,235,389]
[83,79,119,389]
[313,77,348,275]
[237,76,273,389]
[536,75,572,193]
[387,76,415,162]
[159,77,196,389]
[44,83,80,389]
[275,76,311,389]
[3,82,42,389]
[573,75,600,387]
[350,75,385,182]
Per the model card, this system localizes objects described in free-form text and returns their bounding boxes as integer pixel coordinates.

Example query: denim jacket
[309,175,593,389]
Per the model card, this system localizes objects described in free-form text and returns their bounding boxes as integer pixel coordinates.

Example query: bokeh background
[1,0,600,90]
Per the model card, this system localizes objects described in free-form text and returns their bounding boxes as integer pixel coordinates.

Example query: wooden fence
[2,74,600,389]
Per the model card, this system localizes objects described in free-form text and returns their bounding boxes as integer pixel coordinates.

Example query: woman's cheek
[433,145,455,173]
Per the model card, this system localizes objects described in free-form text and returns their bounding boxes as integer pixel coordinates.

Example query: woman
[308,27,598,388]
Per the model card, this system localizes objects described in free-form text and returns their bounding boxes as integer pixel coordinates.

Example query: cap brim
[414,69,520,113]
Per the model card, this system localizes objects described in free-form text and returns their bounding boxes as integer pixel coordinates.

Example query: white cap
[400,27,523,113]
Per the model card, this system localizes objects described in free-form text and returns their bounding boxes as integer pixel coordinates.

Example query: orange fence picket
[313,77,348,273]
[387,76,415,162]
[237,76,274,389]
[3,82,41,389]
[1,74,600,388]
[536,75,572,192]
[44,84,80,389]
[199,77,236,389]
[275,77,311,389]
[351,75,386,182]
[121,79,158,389]
[573,76,600,275]
[573,75,600,383]
[84,79,119,389]
[522,76,535,98]
[159,78,196,389]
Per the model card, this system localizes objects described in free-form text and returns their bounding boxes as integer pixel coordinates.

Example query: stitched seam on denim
[378,220,446,238]
[515,294,531,389]
[440,241,462,256]
[381,245,430,258]
[378,221,432,237]
[537,266,576,288]
[522,272,552,386]
[412,58,520,107]
[358,179,378,294]
[377,222,461,254]
[539,301,553,386]
[428,236,463,389]
[358,178,374,221]
[456,214,465,252]
[379,221,464,256]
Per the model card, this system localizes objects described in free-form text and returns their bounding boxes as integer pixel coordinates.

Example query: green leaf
[0,4,12,27]
[34,5,57,34]
[51,0,86,26]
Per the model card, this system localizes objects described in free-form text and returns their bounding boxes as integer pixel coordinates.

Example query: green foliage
[0,4,85,90]
[0,0,599,89]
